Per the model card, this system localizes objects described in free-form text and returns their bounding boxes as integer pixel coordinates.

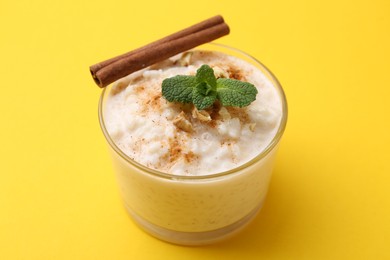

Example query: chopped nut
[249,123,256,132]
[218,107,231,120]
[192,107,211,122]
[179,52,193,66]
[149,59,174,70]
[213,66,229,78]
[173,111,193,132]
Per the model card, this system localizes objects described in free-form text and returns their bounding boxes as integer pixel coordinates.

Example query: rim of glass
[98,43,288,180]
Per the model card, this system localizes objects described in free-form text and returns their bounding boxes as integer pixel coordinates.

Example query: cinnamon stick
[90,15,230,88]
[90,15,224,75]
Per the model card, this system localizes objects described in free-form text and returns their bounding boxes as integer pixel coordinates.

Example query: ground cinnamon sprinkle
[134,85,145,94]
[140,92,162,115]
[160,131,200,167]
[167,136,183,163]
[184,151,198,164]
[149,93,162,108]
[228,68,244,80]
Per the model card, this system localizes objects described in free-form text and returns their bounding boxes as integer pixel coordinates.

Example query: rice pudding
[99,44,287,245]
[103,50,282,175]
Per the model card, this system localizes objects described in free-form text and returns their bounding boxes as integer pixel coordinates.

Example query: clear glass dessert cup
[98,43,288,246]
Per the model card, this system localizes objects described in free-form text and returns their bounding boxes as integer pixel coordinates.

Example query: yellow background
[1,0,389,259]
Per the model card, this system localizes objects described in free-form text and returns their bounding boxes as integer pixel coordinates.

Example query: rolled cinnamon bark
[90,15,230,88]
[90,15,225,75]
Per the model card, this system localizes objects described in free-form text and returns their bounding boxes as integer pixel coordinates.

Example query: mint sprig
[162,65,258,110]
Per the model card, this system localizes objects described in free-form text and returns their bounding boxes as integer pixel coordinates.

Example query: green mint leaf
[216,78,258,107]
[192,82,217,110]
[162,75,197,103]
[196,64,217,90]
[161,64,258,109]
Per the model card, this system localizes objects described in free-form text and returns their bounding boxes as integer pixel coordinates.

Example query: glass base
[124,200,264,246]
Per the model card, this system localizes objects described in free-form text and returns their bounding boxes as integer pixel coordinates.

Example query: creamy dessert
[99,45,287,245]
[103,50,282,176]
